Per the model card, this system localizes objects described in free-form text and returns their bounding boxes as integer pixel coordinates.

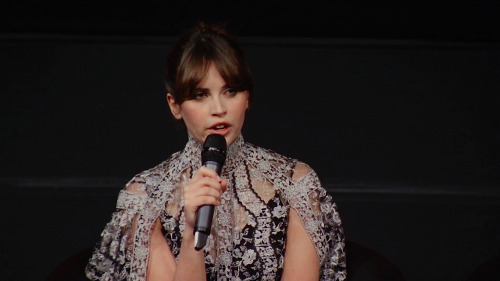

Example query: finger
[186,194,221,208]
[185,174,226,194]
[187,184,222,200]
[196,166,221,180]
[184,178,224,202]
[185,177,223,193]
[220,179,228,192]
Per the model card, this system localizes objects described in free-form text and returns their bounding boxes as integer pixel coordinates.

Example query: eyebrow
[193,84,230,92]
[193,87,209,92]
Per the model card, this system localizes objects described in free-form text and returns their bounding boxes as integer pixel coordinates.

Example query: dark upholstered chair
[47,241,405,280]
[346,240,405,281]
[46,246,93,281]
[466,256,500,281]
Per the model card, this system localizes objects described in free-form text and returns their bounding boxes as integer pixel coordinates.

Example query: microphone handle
[194,160,222,251]
[204,160,223,175]
[194,205,214,251]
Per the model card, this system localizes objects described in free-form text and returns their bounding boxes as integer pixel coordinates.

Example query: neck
[184,134,245,171]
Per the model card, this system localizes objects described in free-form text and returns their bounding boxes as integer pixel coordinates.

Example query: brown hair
[165,22,253,105]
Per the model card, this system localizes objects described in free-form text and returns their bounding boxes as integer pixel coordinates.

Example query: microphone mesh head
[202,134,227,166]
[203,134,227,151]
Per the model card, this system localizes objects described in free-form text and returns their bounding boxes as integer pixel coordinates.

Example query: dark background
[1,2,499,281]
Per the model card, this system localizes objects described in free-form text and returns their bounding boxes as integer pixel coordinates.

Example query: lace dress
[85,135,346,281]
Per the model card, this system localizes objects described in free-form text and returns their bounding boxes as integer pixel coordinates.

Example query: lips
[208,122,231,135]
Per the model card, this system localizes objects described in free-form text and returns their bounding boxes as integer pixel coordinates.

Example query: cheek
[184,113,201,125]
[234,100,249,121]
[238,93,250,113]
[179,105,204,125]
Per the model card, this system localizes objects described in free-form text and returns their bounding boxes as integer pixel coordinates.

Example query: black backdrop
[1,2,500,281]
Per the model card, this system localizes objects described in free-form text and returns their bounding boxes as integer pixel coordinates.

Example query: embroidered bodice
[86,135,346,280]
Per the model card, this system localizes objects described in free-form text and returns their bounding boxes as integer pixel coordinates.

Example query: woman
[86,22,346,281]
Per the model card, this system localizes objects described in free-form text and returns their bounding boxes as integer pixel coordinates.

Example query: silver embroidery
[86,134,346,280]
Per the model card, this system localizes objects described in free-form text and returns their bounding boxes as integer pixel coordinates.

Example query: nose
[211,95,227,116]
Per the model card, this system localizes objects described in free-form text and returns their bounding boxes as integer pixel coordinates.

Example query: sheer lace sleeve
[85,181,147,281]
[288,163,347,281]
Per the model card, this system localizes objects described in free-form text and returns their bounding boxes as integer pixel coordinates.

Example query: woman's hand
[183,166,227,229]
[148,167,226,281]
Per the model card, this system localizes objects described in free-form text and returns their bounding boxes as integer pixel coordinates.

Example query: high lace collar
[182,134,245,173]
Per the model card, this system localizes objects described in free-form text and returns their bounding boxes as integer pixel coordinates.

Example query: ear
[166,93,182,120]
[245,91,250,110]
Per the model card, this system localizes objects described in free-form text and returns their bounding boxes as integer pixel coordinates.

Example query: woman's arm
[86,182,148,280]
[281,208,320,281]
[147,219,177,280]
[147,219,207,281]
[147,167,226,281]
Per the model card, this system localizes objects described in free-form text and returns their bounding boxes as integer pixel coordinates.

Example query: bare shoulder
[124,181,147,195]
[292,162,313,182]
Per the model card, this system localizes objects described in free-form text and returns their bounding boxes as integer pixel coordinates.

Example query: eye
[225,88,238,96]
[189,91,207,100]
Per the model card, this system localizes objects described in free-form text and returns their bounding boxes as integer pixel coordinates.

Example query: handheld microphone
[194,134,227,251]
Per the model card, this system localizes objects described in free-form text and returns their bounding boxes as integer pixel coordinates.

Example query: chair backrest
[49,241,406,280]
[46,246,93,281]
[466,256,500,281]
[346,240,405,281]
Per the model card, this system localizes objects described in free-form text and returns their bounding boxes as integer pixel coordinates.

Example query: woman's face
[167,64,249,146]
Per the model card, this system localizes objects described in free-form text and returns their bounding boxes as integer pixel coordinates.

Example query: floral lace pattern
[86,135,346,280]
